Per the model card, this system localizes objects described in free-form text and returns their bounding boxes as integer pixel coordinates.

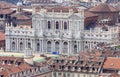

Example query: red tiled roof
[84,11,98,18]
[17,20,32,25]
[98,73,120,77]
[0,9,14,14]
[0,32,5,41]
[47,6,78,13]
[11,13,31,20]
[0,56,32,77]
[89,3,118,12]
[0,1,16,9]
[103,57,120,70]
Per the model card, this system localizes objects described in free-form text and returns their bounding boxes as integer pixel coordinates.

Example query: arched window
[47,41,51,52]
[28,43,31,48]
[56,21,59,29]
[63,42,68,53]
[55,42,59,52]
[74,45,77,54]
[37,43,40,51]
[20,42,23,51]
[48,21,51,29]
[64,22,67,30]
[0,14,3,18]
[12,42,15,50]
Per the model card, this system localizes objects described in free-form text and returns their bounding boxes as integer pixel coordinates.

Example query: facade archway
[37,43,40,51]
[55,41,59,52]
[20,42,23,51]
[74,45,77,54]
[63,42,68,53]
[12,42,15,50]
[47,41,51,52]
[28,42,31,48]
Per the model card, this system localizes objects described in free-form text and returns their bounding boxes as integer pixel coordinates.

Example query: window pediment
[69,15,80,19]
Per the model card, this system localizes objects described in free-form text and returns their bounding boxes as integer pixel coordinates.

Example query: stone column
[69,41,72,55]
[77,41,79,53]
[32,38,35,54]
[68,41,70,56]
[16,37,19,52]
[39,40,42,54]
[5,36,11,52]
[41,40,44,54]
[59,41,62,54]
[51,40,54,53]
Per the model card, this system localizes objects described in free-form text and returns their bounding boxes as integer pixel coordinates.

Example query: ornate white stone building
[5,5,120,55]
[6,6,84,55]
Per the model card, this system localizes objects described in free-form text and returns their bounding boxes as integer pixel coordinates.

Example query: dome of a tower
[17,1,23,6]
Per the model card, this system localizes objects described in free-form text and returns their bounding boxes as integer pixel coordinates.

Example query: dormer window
[72,67,75,71]
[68,66,71,69]
[2,60,5,65]
[15,62,21,66]
[0,75,4,77]
[59,60,61,63]
[92,68,95,71]
[78,67,81,71]
[77,61,81,64]
[59,66,62,70]
[61,60,64,63]
[8,60,14,65]
[56,60,59,63]
[65,66,68,70]
[69,60,73,63]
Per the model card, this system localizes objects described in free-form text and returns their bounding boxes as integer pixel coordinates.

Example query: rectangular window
[53,72,56,77]
[58,72,62,76]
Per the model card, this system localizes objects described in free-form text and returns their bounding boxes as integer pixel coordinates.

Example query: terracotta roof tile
[84,11,98,18]
[0,9,14,14]
[47,6,78,13]
[0,1,16,9]
[0,56,32,77]
[103,57,120,70]
[89,3,118,12]
[17,20,32,25]
[11,13,31,20]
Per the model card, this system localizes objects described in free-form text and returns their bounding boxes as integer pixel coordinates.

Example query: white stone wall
[5,26,34,52]
[5,5,120,55]
[82,26,119,50]
[31,7,84,55]
[5,7,84,55]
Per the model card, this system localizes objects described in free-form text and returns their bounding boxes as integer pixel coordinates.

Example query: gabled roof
[11,13,31,20]
[103,57,120,70]
[0,9,14,15]
[89,3,118,12]
[0,1,16,9]
[84,11,98,18]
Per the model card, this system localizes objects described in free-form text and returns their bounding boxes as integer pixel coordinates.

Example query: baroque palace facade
[6,6,84,55]
[5,3,120,55]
